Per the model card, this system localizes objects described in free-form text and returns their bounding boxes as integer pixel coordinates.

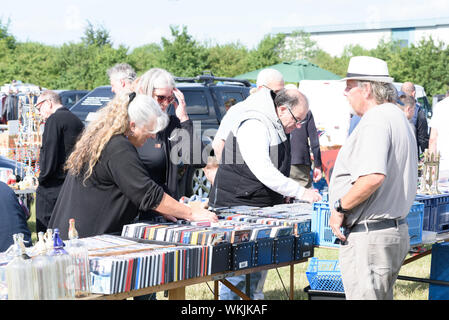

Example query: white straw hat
[341,56,394,83]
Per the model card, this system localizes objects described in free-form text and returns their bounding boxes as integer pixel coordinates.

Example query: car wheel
[187,168,211,198]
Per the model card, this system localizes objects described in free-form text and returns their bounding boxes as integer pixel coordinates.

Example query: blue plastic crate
[429,242,449,300]
[311,202,343,248]
[432,193,449,233]
[415,194,434,231]
[306,257,344,292]
[407,202,424,246]
[313,201,424,247]
[416,193,449,233]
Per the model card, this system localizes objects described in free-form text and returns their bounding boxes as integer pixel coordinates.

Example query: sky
[2,0,449,51]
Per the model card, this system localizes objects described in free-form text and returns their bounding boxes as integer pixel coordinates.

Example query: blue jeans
[219,271,267,300]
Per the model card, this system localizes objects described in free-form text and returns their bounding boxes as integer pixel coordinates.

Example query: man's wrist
[334,198,351,214]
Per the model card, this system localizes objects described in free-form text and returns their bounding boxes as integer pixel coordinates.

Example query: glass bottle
[68,218,79,240]
[5,234,35,299]
[66,221,91,297]
[48,229,75,299]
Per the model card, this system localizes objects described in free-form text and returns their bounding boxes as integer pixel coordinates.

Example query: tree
[280,30,319,61]
[0,18,16,50]
[205,43,251,77]
[248,33,285,70]
[128,44,163,75]
[159,25,208,77]
[81,21,112,47]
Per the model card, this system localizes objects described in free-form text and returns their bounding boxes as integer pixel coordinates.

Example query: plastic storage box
[416,193,449,233]
[429,242,449,300]
[306,257,344,292]
[312,201,424,247]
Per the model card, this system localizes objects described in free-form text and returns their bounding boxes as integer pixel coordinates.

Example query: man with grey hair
[210,87,321,300]
[329,56,418,300]
[107,63,137,94]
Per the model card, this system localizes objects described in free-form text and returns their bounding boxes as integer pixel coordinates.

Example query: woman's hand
[173,87,189,122]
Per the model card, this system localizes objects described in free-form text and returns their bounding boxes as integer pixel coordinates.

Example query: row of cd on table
[88,203,315,294]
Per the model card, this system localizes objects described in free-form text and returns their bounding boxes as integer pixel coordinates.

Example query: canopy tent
[234,59,341,83]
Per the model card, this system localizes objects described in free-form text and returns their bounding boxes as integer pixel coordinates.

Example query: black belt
[349,218,407,233]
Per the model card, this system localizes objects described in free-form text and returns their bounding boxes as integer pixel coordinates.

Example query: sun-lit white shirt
[236,119,305,199]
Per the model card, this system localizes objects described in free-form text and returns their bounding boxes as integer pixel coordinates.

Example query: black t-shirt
[138,135,167,186]
[48,134,165,239]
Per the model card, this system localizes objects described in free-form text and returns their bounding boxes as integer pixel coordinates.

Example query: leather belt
[349,218,407,233]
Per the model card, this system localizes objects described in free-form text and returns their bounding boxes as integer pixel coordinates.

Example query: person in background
[398,92,416,122]
[107,63,137,94]
[429,94,449,192]
[35,90,84,233]
[329,56,417,300]
[289,109,322,188]
[48,92,217,240]
[401,82,429,157]
[0,181,32,252]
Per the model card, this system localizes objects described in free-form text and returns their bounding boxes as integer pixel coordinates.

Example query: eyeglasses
[155,95,174,104]
[34,99,48,110]
[286,106,307,128]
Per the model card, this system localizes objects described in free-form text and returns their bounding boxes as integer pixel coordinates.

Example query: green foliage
[81,21,112,47]
[2,21,449,99]
[128,44,163,75]
[205,43,251,77]
[159,25,208,77]
[248,33,285,70]
[0,18,16,50]
[280,30,320,61]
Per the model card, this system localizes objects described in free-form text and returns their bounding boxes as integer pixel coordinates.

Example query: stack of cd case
[76,235,231,294]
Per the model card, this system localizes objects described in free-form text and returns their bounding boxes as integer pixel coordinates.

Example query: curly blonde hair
[65,92,168,183]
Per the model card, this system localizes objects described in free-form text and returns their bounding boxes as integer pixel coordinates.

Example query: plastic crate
[407,202,424,246]
[313,201,424,247]
[416,193,449,233]
[432,194,449,233]
[415,194,434,231]
[429,242,449,300]
[311,202,343,248]
[306,257,344,292]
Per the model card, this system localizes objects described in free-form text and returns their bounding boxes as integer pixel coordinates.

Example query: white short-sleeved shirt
[329,103,418,227]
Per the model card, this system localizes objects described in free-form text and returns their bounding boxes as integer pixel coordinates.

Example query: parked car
[70,74,252,197]
[54,90,89,109]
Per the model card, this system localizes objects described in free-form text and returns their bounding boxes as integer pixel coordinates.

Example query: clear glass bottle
[68,218,79,240]
[48,229,75,299]
[31,251,58,300]
[5,234,35,299]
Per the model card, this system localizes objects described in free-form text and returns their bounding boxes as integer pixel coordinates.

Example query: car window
[217,90,246,116]
[182,90,209,115]
[70,87,113,122]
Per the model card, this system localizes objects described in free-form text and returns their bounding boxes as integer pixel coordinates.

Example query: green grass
[27,207,431,300]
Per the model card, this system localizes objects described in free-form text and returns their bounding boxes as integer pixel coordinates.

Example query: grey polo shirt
[329,103,418,228]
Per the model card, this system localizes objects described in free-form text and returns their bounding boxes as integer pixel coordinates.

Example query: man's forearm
[340,173,385,211]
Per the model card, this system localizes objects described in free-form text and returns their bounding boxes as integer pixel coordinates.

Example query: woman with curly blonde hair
[48,92,217,239]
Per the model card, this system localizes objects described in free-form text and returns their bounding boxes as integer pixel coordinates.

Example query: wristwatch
[334,198,351,214]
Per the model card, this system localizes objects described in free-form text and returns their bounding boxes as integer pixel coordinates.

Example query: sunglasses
[155,95,175,104]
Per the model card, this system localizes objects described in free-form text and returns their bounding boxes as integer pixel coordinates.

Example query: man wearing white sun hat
[328,56,418,300]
